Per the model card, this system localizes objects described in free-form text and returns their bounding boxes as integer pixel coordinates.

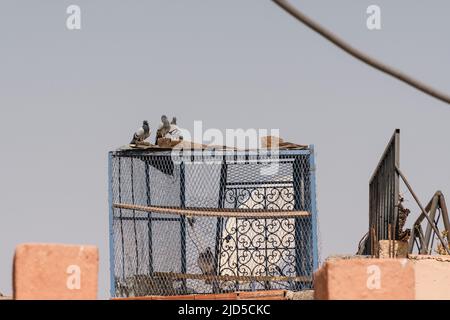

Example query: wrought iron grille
[362,129,400,255]
[108,148,318,298]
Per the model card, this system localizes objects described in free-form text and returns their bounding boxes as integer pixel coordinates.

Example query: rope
[113,203,310,218]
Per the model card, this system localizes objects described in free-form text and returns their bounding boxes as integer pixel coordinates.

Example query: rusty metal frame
[408,191,450,254]
[359,129,450,256]
[364,129,400,255]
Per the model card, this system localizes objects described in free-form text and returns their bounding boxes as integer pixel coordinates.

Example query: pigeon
[130,120,150,145]
[197,247,215,284]
[155,115,171,145]
[165,117,183,140]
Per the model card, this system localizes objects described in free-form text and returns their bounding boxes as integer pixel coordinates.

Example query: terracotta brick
[207,293,238,300]
[112,296,154,300]
[217,294,239,300]
[409,255,450,300]
[240,296,286,300]
[153,295,195,300]
[13,243,98,300]
[313,265,329,300]
[194,294,220,300]
[314,258,414,300]
[238,290,286,300]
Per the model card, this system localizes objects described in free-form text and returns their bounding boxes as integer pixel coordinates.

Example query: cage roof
[114,136,308,154]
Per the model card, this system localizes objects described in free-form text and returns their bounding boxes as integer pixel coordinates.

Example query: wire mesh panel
[108,148,318,298]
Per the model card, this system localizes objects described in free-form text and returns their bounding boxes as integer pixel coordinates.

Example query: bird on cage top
[166,117,183,141]
[197,247,215,284]
[130,120,151,146]
[155,115,171,145]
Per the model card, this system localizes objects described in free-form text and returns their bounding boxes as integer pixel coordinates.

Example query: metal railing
[358,129,450,256]
[364,129,400,255]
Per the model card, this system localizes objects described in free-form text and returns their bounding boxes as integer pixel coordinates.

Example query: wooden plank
[113,203,310,218]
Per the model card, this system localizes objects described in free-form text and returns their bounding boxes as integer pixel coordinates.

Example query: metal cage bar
[309,145,319,271]
[108,152,116,297]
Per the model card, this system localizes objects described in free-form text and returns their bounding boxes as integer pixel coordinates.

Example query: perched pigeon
[155,115,171,144]
[130,120,150,145]
[197,247,215,284]
[165,117,183,140]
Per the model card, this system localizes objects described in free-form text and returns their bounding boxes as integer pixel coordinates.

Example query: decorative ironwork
[218,186,297,291]
[224,186,295,211]
[218,216,297,290]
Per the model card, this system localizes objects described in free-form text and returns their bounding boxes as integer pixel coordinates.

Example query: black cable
[272,0,450,105]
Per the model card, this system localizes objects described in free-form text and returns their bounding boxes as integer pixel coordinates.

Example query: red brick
[152,295,195,300]
[314,258,414,300]
[13,243,98,300]
[193,294,219,300]
[238,290,286,300]
[213,293,239,300]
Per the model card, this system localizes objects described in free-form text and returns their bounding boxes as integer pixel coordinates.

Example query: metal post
[118,158,126,283]
[130,158,139,274]
[213,157,227,293]
[393,130,400,241]
[423,195,439,254]
[179,161,187,292]
[144,158,153,274]
[438,193,450,245]
[293,154,306,290]
[309,146,319,272]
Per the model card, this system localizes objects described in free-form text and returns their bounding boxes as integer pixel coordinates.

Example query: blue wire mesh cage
[108,147,318,297]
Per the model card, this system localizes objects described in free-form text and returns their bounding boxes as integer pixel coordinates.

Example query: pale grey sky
[0,1,449,298]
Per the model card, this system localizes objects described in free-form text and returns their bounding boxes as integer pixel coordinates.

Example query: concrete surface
[409,254,450,300]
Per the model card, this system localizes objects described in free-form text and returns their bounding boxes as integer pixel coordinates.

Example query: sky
[0,0,449,298]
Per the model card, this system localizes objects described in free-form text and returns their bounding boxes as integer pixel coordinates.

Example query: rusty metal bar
[396,167,450,255]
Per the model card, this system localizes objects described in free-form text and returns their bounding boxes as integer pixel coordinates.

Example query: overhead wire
[272,0,450,105]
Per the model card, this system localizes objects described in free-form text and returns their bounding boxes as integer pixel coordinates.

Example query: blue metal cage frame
[108,147,318,297]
